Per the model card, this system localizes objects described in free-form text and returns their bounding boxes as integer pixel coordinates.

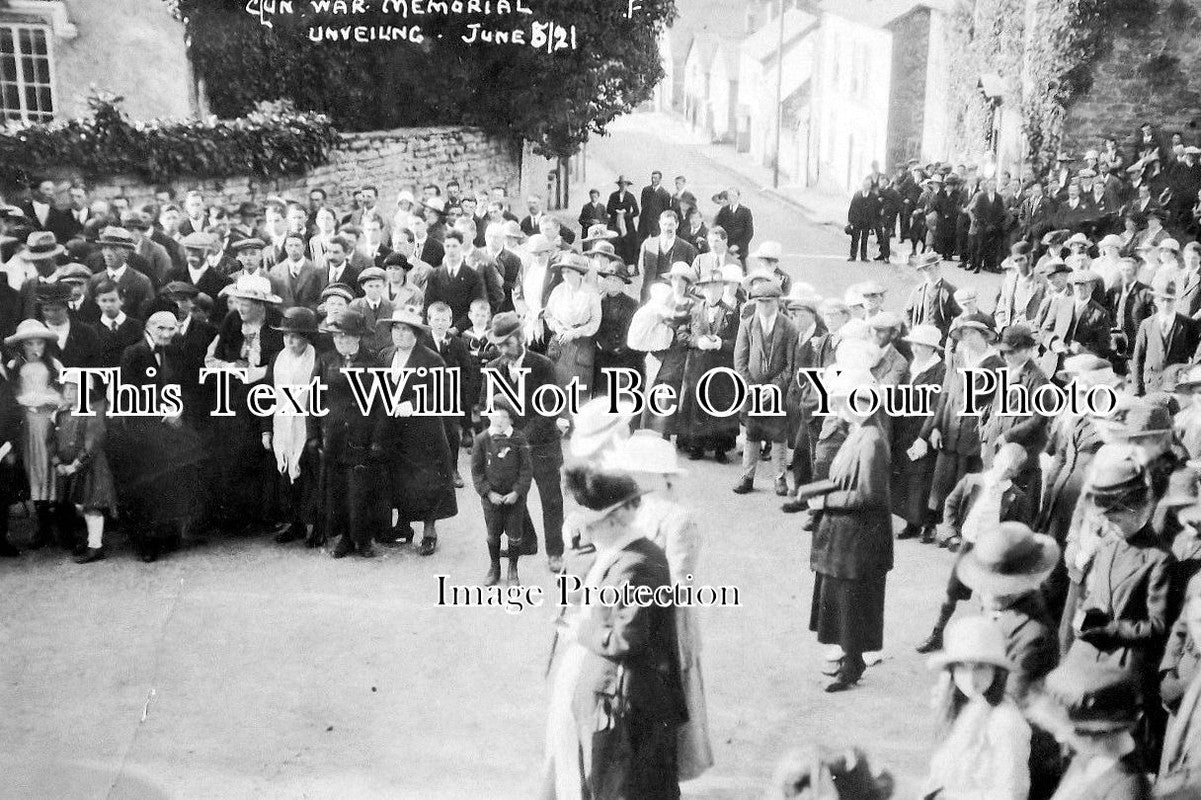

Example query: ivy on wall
[0,94,339,186]
[944,0,1156,176]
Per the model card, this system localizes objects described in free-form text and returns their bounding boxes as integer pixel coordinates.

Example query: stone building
[0,0,199,124]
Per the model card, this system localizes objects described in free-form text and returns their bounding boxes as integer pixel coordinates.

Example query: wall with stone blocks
[59,127,521,213]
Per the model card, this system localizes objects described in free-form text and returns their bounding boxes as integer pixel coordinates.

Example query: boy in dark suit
[93,279,145,368]
[471,394,531,586]
[461,298,496,442]
[424,231,487,333]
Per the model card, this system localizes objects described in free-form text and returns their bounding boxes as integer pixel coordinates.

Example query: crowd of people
[4,135,1201,798]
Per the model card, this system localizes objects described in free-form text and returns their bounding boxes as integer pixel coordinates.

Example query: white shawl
[272,344,316,480]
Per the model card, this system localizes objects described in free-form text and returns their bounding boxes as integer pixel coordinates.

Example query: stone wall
[885,7,931,171]
[1061,0,1201,154]
[65,127,521,213]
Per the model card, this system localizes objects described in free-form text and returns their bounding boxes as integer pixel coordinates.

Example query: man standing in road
[637,209,698,303]
[715,187,754,265]
[638,170,672,243]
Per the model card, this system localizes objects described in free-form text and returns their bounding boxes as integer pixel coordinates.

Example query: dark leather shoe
[418,537,437,556]
[304,530,326,549]
[138,543,158,563]
[774,477,790,496]
[781,499,807,514]
[897,524,920,539]
[920,525,936,544]
[915,630,943,654]
[484,567,501,586]
[358,544,378,559]
[74,547,105,564]
[332,536,355,559]
[825,677,859,693]
[733,477,753,494]
[714,450,729,464]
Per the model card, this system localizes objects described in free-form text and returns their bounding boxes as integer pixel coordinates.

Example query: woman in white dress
[610,429,715,781]
[544,253,602,398]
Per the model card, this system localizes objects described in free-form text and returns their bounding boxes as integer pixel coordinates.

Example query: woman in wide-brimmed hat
[264,307,321,549]
[312,309,383,554]
[4,320,65,549]
[544,252,601,400]
[609,431,715,781]
[606,175,640,263]
[375,309,457,556]
[543,462,682,800]
[923,615,1031,800]
[678,263,741,462]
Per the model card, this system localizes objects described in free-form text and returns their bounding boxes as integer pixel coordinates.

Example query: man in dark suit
[484,312,569,571]
[1105,257,1153,367]
[176,190,208,238]
[1038,270,1113,378]
[670,174,698,220]
[21,178,76,243]
[714,187,755,263]
[167,232,233,307]
[87,227,156,319]
[317,236,362,298]
[520,194,548,237]
[967,178,1007,273]
[981,325,1049,513]
[267,231,323,310]
[847,178,879,263]
[637,170,672,242]
[905,253,961,340]
[92,278,145,367]
[482,222,522,313]
[577,190,608,239]
[1131,282,1199,395]
[636,209,698,302]
[1018,181,1056,250]
[424,231,488,333]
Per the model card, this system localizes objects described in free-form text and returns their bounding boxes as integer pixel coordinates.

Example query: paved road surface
[0,114,1003,799]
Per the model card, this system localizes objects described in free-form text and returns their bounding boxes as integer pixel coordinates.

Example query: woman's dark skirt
[809,572,887,653]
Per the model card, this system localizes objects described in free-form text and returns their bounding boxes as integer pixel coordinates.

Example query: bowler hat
[487,311,522,344]
[956,522,1060,595]
[96,227,136,249]
[927,615,1016,672]
[321,308,369,337]
[614,175,633,187]
[273,306,319,335]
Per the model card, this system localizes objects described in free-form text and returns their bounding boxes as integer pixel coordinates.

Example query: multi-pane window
[0,24,53,124]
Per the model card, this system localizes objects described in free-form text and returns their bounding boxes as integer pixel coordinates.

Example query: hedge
[0,95,340,186]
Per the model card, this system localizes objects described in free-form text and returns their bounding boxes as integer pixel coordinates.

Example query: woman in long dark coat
[808,369,893,693]
[892,324,947,539]
[606,177,640,265]
[679,267,740,461]
[376,309,458,556]
[314,309,386,557]
[645,264,696,438]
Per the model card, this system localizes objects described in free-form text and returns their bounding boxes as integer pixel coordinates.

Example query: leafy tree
[169,0,676,156]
